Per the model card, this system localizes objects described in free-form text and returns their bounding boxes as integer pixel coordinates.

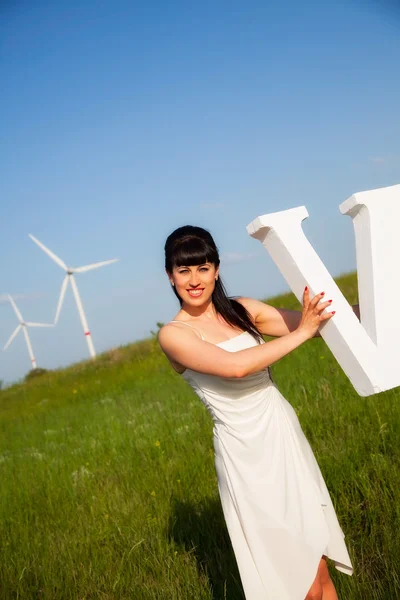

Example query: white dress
[170,322,353,600]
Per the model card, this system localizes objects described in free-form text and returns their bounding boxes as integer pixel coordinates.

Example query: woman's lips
[187,289,204,297]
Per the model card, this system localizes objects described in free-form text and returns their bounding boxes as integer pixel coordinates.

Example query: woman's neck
[179,299,219,321]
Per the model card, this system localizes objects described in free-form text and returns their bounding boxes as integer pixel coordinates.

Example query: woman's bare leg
[304,557,324,600]
[320,556,338,600]
[304,555,338,600]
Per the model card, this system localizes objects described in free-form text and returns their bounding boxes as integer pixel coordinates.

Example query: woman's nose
[188,276,200,286]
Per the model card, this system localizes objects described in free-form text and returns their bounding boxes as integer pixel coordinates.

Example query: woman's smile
[187,288,204,298]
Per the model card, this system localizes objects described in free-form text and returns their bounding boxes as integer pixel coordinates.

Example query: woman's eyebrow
[178,263,210,268]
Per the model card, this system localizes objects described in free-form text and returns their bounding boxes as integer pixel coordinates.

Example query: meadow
[0,272,399,600]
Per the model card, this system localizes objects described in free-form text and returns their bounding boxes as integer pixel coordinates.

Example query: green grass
[0,272,399,599]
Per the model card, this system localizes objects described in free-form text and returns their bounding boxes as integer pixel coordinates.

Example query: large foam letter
[247,184,400,397]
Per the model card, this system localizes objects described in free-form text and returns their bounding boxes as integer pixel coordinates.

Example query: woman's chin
[186,298,206,305]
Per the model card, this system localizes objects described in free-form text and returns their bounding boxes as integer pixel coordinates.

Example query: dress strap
[169,320,206,341]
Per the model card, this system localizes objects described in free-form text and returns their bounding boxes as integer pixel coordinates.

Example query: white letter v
[247,184,400,397]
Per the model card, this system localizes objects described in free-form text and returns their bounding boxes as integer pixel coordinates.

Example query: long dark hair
[164,225,263,344]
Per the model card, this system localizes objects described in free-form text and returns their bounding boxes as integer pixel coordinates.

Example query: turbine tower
[29,234,118,358]
[3,295,54,370]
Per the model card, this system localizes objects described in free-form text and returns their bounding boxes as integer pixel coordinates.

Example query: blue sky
[1,0,399,384]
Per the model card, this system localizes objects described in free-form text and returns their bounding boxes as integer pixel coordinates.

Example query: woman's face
[167,262,219,306]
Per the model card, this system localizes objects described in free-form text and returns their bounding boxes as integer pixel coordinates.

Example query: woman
[158,225,354,600]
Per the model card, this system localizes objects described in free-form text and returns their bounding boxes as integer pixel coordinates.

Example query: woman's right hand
[296,287,335,339]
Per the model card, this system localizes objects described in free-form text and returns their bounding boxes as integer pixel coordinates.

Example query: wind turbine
[3,295,54,370]
[29,234,118,359]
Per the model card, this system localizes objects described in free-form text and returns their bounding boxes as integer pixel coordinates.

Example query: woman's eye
[177,267,209,274]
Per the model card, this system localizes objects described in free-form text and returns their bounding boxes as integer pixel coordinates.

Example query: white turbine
[29,234,118,359]
[3,295,54,370]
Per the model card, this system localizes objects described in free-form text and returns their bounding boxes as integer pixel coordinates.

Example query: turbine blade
[8,295,23,322]
[54,276,69,324]
[26,323,54,327]
[29,234,68,271]
[73,258,119,273]
[4,325,22,350]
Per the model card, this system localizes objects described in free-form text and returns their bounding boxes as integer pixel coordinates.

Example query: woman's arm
[158,324,310,378]
[159,290,332,378]
[237,297,360,337]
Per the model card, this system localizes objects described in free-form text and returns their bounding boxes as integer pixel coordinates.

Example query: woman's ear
[166,269,174,286]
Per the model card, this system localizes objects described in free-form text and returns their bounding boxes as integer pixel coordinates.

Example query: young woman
[158,225,354,600]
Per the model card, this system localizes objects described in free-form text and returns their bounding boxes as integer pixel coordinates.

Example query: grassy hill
[0,272,399,599]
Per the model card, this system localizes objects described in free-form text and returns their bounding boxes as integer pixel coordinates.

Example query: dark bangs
[166,236,219,272]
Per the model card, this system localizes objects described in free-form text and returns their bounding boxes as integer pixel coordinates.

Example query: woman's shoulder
[158,319,180,340]
[232,295,261,311]
[231,295,250,305]
[157,322,176,350]
[232,296,273,321]
[158,318,199,347]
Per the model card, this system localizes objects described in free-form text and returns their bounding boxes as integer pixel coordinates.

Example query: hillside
[0,271,399,600]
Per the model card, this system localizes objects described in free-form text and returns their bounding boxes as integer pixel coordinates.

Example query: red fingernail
[321,291,325,295]
[328,299,332,303]
[305,286,308,291]
[332,311,336,315]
